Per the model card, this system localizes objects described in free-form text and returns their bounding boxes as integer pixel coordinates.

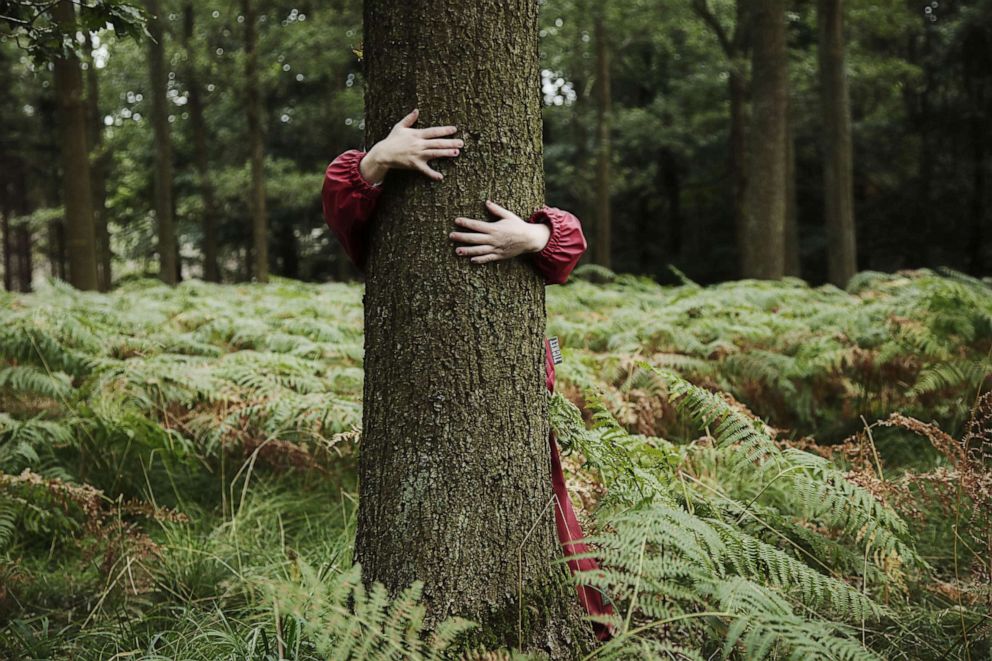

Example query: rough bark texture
[85,32,111,291]
[243,0,269,283]
[592,10,611,269]
[359,1,585,656]
[742,0,788,279]
[183,3,220,282]
[52,0,98,291]
[146,0,178,285]
[817,0,857,286]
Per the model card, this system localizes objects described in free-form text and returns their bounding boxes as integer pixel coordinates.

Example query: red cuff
[526,206,587,285]
[350,151,385,197]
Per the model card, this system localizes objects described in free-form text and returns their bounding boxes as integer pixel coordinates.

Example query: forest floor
[1,268,990,659]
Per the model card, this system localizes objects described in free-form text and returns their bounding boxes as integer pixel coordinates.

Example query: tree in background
[592,4,612,269]
[741,0,789,279]
[818,0,857,286]
[52,0,99,291]
[145,0,177,285]
[182,2,219,282]
[243,0,268,283]
[85,31,112,290]
[359,0,584,652]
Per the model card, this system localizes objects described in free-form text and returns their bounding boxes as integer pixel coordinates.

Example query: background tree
[243,0,268,283]
[52,0,99,291]
[85,31,111,290]
[818,0,857,286]
[145,0,177,285]
[359,0,586,652]
[592,5,612,268]
[741,0,789,279]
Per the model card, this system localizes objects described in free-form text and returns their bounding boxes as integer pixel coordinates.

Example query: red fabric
[323,150,613,639]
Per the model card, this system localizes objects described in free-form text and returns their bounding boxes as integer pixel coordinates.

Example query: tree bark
[145,0,178,285]
[592,9,611,269]
[784,94,800,277]
[85,32,111,291]
[243,0,268,283]
[360,1,585,654]
[741,0,788,279]
[52,0,98,291]
[183,2,220,282]
[817,0,857,286]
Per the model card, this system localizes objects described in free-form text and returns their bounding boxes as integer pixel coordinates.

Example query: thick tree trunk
[360,1,585,655]
[183,3,220,282]
[741,0,788,279]
[146,0,178,285]
[817,0,857,286]
[243,0,268,283]
[592,10,611,269]
[52,0,98,291]
[85,32,111,291]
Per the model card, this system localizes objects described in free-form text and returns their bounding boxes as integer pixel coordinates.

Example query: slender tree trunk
[1,181,12,292]
[360,1,586,654]
[817,0,857,286]
[784,96,800,277]
[592,10,612,269]
[243,0,268,283]
[52,0,98,291]
[14,224,32,292]
[741,0,788,279]
[85,32,111,291]
[729,67,748,259]
[145,0,178,285]
[183,3,220,282]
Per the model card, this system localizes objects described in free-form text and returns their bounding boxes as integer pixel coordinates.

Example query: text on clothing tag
[549,336,563,365]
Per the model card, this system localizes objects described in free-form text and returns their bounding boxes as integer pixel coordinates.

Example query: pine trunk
[741,0,788,279]
[85,32,111,291]
[52,0,98,291]
[817,0,857,286]
[592,11,611,269]
[183,3,220,282]
[243,0,268,283]
[360,1,585,655]
[146,0,178,285]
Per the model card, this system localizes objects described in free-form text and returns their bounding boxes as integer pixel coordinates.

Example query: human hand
[449,201,551,264]
[359,108,463,184]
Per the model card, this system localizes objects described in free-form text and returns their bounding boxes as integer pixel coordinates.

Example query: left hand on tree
[449,200,551,264]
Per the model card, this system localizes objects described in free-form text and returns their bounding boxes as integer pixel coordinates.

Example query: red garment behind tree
[322,149,613,639]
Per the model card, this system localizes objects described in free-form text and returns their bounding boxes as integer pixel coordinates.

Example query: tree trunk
[52,0,99,291]
[183,3,220,282]
[14,224,32,292]
[728,67,748,263]
[784,95,800,277]
[817,0,857,286]
[360,1,585,654]
[741,0,788,279]
[592,10,612,269]
[85,32,111,291]
[146,0,178,285]
[243,0,268,283]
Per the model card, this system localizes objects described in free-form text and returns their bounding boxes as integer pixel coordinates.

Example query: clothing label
[549,336,563,365]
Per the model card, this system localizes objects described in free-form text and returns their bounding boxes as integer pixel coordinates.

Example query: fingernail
[457,140,464,147]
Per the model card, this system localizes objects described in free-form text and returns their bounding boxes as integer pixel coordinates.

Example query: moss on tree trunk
[358,1,588,656]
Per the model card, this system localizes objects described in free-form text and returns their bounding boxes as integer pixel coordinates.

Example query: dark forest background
[1,0,991,291]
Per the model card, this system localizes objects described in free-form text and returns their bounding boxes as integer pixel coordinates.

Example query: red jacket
[321,149,588,392]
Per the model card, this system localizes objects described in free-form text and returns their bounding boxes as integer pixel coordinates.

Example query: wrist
[527,220,551,253]
[359,145,390,185]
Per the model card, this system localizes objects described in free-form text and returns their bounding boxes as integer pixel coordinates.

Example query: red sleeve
[321,149,383,270]
[526,206,588,285]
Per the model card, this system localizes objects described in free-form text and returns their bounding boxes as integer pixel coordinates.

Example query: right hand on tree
[359,108,463,184]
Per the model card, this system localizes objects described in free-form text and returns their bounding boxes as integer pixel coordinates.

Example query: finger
[422,148,461,159]
[449,231,491,245]
[486,199,514,219]
[453,216,491,232]
[419,125,458,139]
[416,161,443,181]
[455,244,495,257]
[471,253,502,264]
[397,108,419,128]
[423,138,464,150]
